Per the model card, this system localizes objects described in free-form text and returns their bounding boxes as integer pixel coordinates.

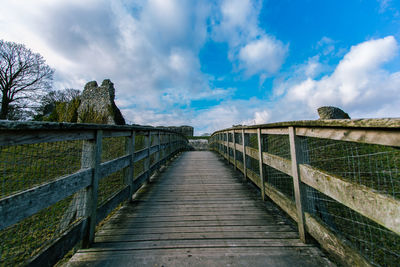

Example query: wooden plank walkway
[67,151,334,266]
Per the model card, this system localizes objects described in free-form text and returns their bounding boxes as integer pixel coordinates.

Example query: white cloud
[212,0,288,79]
[0,0,222,118]
[277,36,400,119]
[239,36,288,76]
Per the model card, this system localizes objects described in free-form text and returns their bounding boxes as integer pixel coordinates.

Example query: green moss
[78,106,109,124]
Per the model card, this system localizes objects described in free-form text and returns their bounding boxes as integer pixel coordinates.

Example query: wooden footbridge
[0,119,399,266]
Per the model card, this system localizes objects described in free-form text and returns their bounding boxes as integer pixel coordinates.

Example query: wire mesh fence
[0,126,186,266]
[300,137,400,199]
[0,141,83,199]
[211,126,399,267]
[299,136,400,266]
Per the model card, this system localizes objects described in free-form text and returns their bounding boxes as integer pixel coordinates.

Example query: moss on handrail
[212,118,400,135]
[0,121,188,140]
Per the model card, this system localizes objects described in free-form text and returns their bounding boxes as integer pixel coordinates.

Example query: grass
[0,134,148,266]
[211,132,400,266]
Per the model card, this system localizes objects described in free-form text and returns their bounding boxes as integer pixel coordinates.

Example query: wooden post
[289,126,307,243]
[241,129,247,182]
[257,128,266,201]
[82,130,102,248]
[168,133,171,157]
[158,131,161,164]
[145,132,151,181]
[232,130,237,170]
[125,131,135,200]
[226,132,229,162]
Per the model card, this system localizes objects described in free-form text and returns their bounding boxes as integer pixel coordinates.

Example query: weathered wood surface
[67,151,333,266]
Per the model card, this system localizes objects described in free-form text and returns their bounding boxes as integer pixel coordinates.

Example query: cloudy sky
[1,0,400,134]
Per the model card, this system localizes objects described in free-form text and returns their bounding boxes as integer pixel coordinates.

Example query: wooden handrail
[209,118,399,266]
[0,121,188,266]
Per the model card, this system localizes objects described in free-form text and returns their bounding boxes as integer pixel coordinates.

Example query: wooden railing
[0,121,188,266]
[209,119,400,266]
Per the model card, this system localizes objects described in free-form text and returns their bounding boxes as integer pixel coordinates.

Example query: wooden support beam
[288,126,307,243]
[241,129,247,182]
[226,132,230,163]
[125,131,135,201]
[145,132,151,182]
[82,129,102,248]
[232,131,237,170]
[257,128,265,201]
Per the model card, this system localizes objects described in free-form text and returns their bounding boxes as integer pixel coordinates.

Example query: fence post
[226,132,229,162]
[145,131,151,181]
[232,130,237,170]
[257,128,266,201]
[158,131,161,165]
[125,130,135,201]
[82,129,102,248]
[241,129,247,182]
[288,126,307,243]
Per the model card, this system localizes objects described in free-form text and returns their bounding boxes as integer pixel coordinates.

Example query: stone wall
[77,79,125,125]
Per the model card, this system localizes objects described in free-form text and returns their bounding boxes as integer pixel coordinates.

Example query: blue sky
[1,0,400,134]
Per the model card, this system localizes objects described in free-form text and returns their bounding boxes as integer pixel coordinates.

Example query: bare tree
[0,40,54,120]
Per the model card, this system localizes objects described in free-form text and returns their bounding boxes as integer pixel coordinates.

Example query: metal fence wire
[299,136,400,266]
[211,127,399,267]
[0,140,84,266]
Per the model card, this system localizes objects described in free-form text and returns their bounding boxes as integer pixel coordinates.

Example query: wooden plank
[0,168,92,231]
[264,182,298,222]
[27,218,89,267]
[246,169,262,189]
[90,239,310,250]
[134,148,148,162]
[96,186,130,224]
[67,151,335,266]
[103,130,131,138]
[97,225,295,235]
[299,164,400,235]
[262,152,292,176]
[244,129,258,134]
[257,128,265,201]
[245,146,259,160]
[235,142,243,152]
[261,128,289,135]
[95,231,299,242]
[68,247,332,267]
[305,213,372,267]
[0,130,94,146]
[295,127,400,147]
[132,172,150,193]
[149,145,160,157]
[107,214,274,223]
[99,155,130,179]
[289,126,307,242]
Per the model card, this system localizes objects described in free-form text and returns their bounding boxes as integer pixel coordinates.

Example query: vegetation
[0,134,149,266]
[215,132,400,266]
[0,40,54,120]
[33,89,81,122]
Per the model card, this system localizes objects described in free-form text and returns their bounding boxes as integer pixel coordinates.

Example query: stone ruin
[317,106,350,119]
[77,79,125,125]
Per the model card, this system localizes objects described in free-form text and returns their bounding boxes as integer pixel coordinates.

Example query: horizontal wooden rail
[210,118,399,266]
[0,121,189,266]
